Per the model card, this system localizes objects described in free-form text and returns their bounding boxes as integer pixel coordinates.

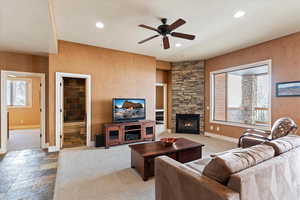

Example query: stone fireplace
[171,60,205,134]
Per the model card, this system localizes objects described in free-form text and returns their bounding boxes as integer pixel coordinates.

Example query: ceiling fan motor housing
[158,24,170,36]
[158,18,170,36]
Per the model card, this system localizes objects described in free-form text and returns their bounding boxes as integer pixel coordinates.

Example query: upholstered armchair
[238,117,298,148]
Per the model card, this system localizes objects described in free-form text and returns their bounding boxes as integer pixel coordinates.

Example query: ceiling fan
[138,18,196,49]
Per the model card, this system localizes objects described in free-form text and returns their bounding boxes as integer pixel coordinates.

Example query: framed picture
[276,81,300,97]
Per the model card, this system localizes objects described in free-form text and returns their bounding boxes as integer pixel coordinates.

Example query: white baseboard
[42,143,49,149]
[205,132,239,143]
[48,146,60,152]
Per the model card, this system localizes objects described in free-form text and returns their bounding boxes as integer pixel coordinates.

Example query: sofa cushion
[210,148,242,158]
[280,134,300,148]
[203,144,275,184]
[227,147,300,200]
[185,157,212,174]
[265,135,300,156]
[265,140,292,156]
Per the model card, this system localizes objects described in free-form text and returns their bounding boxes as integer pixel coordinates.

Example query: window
[7,78,32,108]
[211,60,271,129]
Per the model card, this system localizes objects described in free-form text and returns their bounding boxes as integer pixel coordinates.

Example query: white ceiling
[53,0,300,61]
[1,0,300,61]
[0,0,56,56]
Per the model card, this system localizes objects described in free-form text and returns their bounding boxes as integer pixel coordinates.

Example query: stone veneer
[241,74,257,125]
[171,60,205,134]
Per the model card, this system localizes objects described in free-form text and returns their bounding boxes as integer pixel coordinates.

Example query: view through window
[7,78,32,107]
[212,62,271,128]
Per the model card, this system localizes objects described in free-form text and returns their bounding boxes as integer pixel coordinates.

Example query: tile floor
[0,149,58,200]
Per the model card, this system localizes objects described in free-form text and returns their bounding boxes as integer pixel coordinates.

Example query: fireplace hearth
[176,114,200,134]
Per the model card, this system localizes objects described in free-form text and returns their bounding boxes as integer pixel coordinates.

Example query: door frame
[155,83,168,132]
[0,70,46,154]
[55,72,92,149]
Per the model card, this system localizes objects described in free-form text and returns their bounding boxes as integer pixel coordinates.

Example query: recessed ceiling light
[234,11,245,18]
[175,43,182,47]
[96,21,104,29]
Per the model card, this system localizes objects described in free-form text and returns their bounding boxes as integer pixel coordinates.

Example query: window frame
[210,60,272,130]
[7,78,32,108]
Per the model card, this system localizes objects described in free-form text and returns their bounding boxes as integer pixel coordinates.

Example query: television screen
[112,98,146,122]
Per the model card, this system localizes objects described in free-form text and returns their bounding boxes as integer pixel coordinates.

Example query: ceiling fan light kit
[138,18,196,49]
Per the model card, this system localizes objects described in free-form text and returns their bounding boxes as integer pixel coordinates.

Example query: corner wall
[171,60,205,133]
[205,31,300,138]
[0,52,48,149]
[48,41,156,146]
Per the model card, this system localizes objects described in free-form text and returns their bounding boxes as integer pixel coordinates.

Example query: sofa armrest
[155,156,240,200]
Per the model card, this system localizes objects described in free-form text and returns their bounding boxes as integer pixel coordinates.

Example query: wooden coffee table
[129,138,204,181]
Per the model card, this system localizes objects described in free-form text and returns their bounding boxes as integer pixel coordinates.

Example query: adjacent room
[7,75,41,151]
[1,1,300,200]
[62,77,87,148]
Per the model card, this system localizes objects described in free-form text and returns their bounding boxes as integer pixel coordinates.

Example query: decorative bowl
[160,137,177,147]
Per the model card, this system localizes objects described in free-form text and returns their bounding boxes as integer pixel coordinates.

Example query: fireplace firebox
[176,114,200,134]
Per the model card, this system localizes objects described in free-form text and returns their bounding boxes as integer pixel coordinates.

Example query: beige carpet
[54,133,236,200]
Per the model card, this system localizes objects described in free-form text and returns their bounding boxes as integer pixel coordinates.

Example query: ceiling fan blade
[163,36,170,49]
[171,32,195,40]
[139,24,159,32]
[168,18,186,31]
[138,35,160,44]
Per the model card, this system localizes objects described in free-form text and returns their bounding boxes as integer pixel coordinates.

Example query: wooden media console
[103,120,155,148]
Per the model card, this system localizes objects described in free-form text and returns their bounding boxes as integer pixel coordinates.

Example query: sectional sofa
[155,135,300,200]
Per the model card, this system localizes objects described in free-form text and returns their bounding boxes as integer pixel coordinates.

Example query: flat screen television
[112,98,146,122]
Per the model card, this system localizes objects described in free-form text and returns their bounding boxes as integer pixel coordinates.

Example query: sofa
[155,134,300,200]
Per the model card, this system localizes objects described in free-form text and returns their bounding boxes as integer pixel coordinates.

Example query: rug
[54,133,236,200]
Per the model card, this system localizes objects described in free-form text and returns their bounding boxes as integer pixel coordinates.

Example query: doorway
[56,72,91,150]
[1,71,46,153]
[155,83,167,135]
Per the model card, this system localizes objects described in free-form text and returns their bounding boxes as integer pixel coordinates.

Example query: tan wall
[0,52,48,148]
[0,52,48,73]
[48,40,156,145]
[205,32,300,138]
[156,60,171,70]
[8,77,41,129]
[156,86,164,109]
[156,70,169,84]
